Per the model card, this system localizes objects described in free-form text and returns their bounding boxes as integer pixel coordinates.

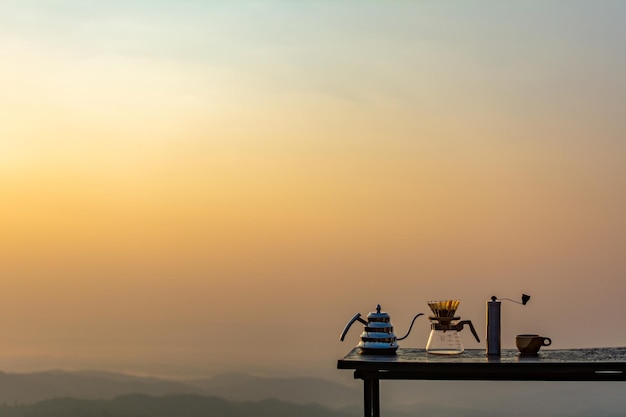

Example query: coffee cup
[515,334,551,355]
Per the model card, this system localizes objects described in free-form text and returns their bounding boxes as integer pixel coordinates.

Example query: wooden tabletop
[337,347,626,381]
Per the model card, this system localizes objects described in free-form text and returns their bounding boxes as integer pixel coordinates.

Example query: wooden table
[337,347,626,417]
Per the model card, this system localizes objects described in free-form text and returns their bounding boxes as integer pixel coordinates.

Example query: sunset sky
[2,1,626,379]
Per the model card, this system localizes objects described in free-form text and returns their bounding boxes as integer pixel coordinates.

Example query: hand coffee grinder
[425,300,480,355]
[486,294,531,356]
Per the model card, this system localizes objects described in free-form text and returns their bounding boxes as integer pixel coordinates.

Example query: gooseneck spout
[396,313,425,341]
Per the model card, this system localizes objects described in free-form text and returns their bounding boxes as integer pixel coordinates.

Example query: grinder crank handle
[458,320,481,343]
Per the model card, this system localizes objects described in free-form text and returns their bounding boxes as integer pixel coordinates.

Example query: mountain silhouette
[0,370,201,404]
[0,370,359,407]
[2,369,626,416]
[185,372,360,407]
[0,394,365,417]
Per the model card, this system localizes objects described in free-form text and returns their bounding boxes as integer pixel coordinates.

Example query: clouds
[6,0,625,110]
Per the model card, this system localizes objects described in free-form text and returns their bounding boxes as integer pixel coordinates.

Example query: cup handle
[542,337,552,346]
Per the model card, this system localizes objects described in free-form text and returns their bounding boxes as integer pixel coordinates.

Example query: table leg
[372,377,380,417]
[363,376,380,417]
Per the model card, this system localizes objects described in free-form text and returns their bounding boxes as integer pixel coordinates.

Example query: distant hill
[4,392,625,417]
[185,372,361,407]
[0,370,359,408]
[0,370,201,404]
[2,370,626,416]
[0,394,364,417]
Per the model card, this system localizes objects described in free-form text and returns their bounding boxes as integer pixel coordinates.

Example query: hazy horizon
[2,1,626,380]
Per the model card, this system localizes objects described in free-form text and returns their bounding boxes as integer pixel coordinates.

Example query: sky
[1,1,626,379]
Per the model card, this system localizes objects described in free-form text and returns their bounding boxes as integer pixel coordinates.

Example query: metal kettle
[340,304,424,355]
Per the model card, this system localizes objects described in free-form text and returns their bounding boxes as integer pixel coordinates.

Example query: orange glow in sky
[1,1,626,378]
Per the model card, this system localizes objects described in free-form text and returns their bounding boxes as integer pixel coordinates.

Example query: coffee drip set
[340,295,542,356]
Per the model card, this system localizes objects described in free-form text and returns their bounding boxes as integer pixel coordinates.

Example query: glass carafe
[425,300,480,355]
[427,327,464,354]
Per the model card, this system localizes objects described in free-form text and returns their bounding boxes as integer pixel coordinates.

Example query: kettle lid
[366,304,390,321]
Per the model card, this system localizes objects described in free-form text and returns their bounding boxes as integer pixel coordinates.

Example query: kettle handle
[458,320,481,343]
[340,313,368,341]
[396,313,424,341]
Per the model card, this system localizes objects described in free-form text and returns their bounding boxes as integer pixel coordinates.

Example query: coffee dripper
[425,300,480,355]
